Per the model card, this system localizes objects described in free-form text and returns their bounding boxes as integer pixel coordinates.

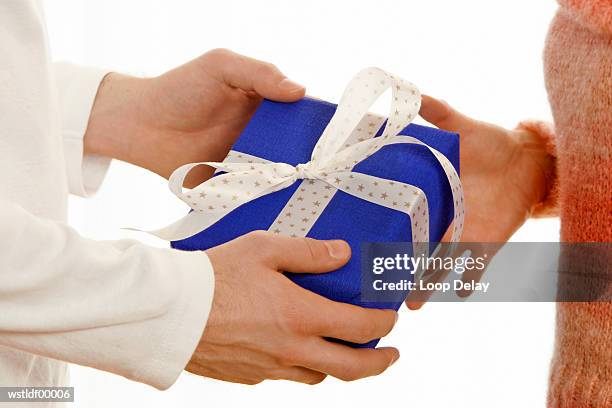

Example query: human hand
[187,231,399,385]
[85,49,305,187]
[420,95,554,242]
[406,96,555,308]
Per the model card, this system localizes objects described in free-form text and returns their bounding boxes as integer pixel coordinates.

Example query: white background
[43,1,560,407]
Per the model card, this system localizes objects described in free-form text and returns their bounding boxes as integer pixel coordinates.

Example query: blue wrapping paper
[172,97,459,347]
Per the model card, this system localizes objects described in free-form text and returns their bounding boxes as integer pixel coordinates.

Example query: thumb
[419,94,475,133]
[201,48,305,102]
[255,233,351,273]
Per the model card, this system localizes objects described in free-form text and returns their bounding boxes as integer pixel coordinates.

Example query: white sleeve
[53,62,112,197]
[0,198,215,390]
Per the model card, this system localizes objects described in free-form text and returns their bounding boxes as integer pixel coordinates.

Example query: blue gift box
[172,97,459,347]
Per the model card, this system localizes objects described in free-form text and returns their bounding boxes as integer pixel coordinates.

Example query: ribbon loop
[311,67,421,168]
[139,68,464,251]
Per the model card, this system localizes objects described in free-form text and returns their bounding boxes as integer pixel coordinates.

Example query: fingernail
[394,313,399,324]
[324,240,349,260]
[406,301,424,310]
[278,78,305,92]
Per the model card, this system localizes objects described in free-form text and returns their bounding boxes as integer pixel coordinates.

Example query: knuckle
[258,61,279,75]
[356,318,378,343]
[245,230,273,245]
[204,48,233,61]
[352,311,394,343]
[301,238,321,262]
[236,230,275,260]
[277,345,304,366]
[284,310,303,333]
[283,299,319,335]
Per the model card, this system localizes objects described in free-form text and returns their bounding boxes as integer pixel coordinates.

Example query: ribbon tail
[128,171,297,241]
[124,208,232,241]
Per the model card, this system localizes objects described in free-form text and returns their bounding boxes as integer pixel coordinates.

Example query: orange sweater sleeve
[543,3,612,407]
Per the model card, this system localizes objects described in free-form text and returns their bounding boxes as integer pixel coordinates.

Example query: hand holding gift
[405,96,556,308]
[84,48,306,188]
[187,231,399,384]
[418,95,554,243]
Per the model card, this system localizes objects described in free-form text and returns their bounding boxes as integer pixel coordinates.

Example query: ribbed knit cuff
[517,120,560,218]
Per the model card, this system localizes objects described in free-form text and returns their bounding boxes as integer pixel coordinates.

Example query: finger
[201,48,305,101]
[404,242,455,310]
[301,340,399,381]
[458,244,495,298]
[419,94,475,133]
[405,267,451,310]
[272,367,327,385]
[247,231,351,273]
[185,362,263,385]
[308,296,398,344]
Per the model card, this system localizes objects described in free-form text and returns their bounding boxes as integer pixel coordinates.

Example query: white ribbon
[145,68,464,257]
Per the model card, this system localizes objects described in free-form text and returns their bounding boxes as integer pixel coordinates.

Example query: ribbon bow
[146,68,464,252]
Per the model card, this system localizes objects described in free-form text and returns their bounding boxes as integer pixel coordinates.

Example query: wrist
[85,72,150,162]
[510,127,556,213]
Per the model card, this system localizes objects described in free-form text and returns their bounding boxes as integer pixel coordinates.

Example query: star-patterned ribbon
[144,68,464,258]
